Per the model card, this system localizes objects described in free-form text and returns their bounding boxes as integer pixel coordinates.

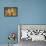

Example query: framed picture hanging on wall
[4,7,18,17]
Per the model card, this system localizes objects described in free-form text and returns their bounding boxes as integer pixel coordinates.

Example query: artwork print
[4,7,18,16]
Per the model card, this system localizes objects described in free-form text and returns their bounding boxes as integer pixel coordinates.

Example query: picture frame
[4,7,18,17]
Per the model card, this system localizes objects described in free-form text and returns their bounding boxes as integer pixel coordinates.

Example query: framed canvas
[4,7,18,17]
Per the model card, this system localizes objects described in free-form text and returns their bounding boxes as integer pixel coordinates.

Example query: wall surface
[0,0,46,45]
